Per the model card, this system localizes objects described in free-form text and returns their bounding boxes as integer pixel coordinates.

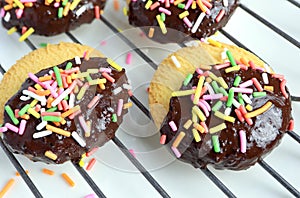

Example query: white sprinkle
[113,87,122,95]
[22,90,47,106]
[224,107,231,116]
[191,12,205,33]
[69,93,75,108]
[20,95,31,101]
[40,108,45,121]
[262,73,269,84]
[232,98,241,109]
[4,12,10,22]
[76,5,87,16]
[122,84,132,90]
[264,63,272,73]
[72,131,86,147]
[36,121,48,131]
[75,56,81,64]
[242,94,252,104]
[171,55,181,68]
[33,130,52,139]
[51,88,72,107]
[223,0,228,7]
[204,82,215,95]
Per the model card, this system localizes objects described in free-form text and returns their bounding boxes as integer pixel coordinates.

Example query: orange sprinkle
[0,179,15,198]
[94,5,100,19]
[66,76,72,84]
[38,75,52,82]
[289,120,294,131]
[128,90,133,97]
[86,158,96,171]
[36,89,51,96]
[61,173,75,187]
[42,168,55,176]
[113,0,119,11]
[240,57,248,66]
[47,97,54,108]
[20,114,30,120]
[16,170,29,176]
[196,0,207,13]
[24,2,33,7]
[4,4,13,11]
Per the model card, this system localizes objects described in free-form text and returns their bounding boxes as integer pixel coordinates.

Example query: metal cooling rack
[0,0,300,197]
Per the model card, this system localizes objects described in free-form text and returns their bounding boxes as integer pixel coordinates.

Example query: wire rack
[0,0,300,197]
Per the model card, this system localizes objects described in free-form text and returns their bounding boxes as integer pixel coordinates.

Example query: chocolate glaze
[160,67,292,170]
[128,0,239,43]
[2,57,129,164]
[0,0,106,36]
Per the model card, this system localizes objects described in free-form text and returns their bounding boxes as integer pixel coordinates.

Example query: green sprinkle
[178,3,185,9]
[233,76,242,87]
[218,87,228,96]
[64,95,69,101]
[42,116,62,122]
[183,73,193,86]
[58,7,63,19]
[160,13,166,21]
[5,105,19,125]
[65,62,73,70]
[39,43,48,48]
[211,81,220,93]
[226,50,237,66]
[53,66,63,88]
[86,75,92,82]
[62,0,68,6]
[18,104,31,117]
[212,101,223,112]
[0,124,3,127]
[238,93,245,106]
[226,88,234,107]
[212,135,220,153]
[112,114,117,122]
[46,107,58,112]
[253,92,267,98]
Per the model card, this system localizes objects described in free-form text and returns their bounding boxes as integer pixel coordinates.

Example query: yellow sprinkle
[46,124,71,137]
[207,38,222,48]
[123,7,128,16]
[183,119,193,129]
[179,11,189,19]
[77,85,88,100]
[192,1,197,9]
[145,0,152,9]
[60,118,66,125]
[45,151,57,161]
[34,84,43,90]
[172,89,195,97]
[199,65,212,70]
[156,15,167,34]
[30,99,38,107]
[193,76,205,104]
[208,72,219,81]
[99,83,105,90]
[172,131,186,148]
[123,102,133,109]
[192,112,198,123]
[214,111,235,123]
[78,159,85,167]
[71,72,90,79]
[27,108,40,119]
[4,4,13,11]
[193,123,205,133]
[245,101,273,118]
[107,58,123,72]
[192,128,201,142]
[14,0,24,9]
[225,65,240,73]
[245,104,253,111]
[192,106,206,122]
[209,123,227,134]
[264,85,274,92]
[174,0,185,6]
[88,78,107,86]
[19,27,34,42]
[148,27,155,38]
[61,105,80,118]
[63,2,71,16]
[218,77,229,89]
[69,0,80,10]
[7,27,17,35]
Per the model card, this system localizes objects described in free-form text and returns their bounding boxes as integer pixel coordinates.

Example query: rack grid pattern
[0,0,299,197]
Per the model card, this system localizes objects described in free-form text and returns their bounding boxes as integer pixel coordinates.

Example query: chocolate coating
[160,67,292,170]
[0,0,106,36]
[2,57,129,164]
[128,0,239,43]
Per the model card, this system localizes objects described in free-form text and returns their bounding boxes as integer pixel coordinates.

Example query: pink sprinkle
[100,41,107,46]
[22,26,27,34]
[196,68,203,75]
[102,72,115,83]
[41,112,61,117]
[289,120,294,131]
[202,0,212,9]
[199,99,211,111]
[165,0,170,8]
[171,146,181,158]
[65,67,79,74]
[168,121,178,132]
[84,194,96,198]
[215,9,225,23]
[61,100,69,111]
[68,80,77,91]
[214,62,230,70]
[239,79,253,88]
[170,0,174,3]
[272,74,285,80]
[126,52,132,65]
[78,115,89,133]
[0,8,5,18]
[88,95,100,109]
[0,127,8,133]
[252,78,263,92]
[5,123,19,133]
[232,87,253,94]
[197,100,209,117]
[160,134,166,144]
[62,76,68,88]
[75,79,84,87]
[19,120,27,135]
[35,104,41,112]
[99,68,112,73]
[20,0,37,2]
[54,2,59,7]
[57,102,63,111]
[150,1,160,10]
[239,64,248,70]
[183,17,193,28]
[129,149,136,158]
[15,109,20,118]
[202,93,223,100]
[117,99,124,116]
[69,110,81,120]
[280,79,289,99]
[15,9,23,19]
[28,73,46,89]
[184,0,193,10]
[239,130,246,153]
[45,83,58,98]
[245,117,253,125]
[200,122,208,133]
[158,7,171,15]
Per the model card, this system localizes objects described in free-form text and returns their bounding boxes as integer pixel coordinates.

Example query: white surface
[0,0,300,197]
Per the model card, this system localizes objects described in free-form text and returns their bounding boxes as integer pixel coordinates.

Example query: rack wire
[0,0,299,197]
